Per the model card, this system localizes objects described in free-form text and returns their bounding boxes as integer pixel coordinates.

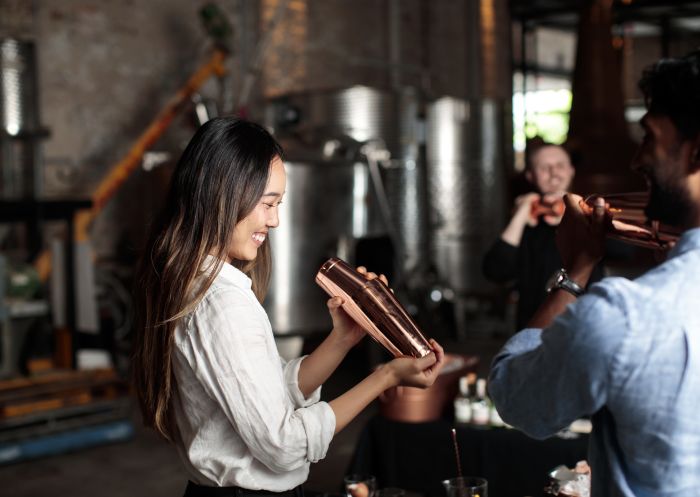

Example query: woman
[132,118,444,496]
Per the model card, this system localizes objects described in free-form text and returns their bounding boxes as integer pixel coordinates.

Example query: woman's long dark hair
[132,118,283,441]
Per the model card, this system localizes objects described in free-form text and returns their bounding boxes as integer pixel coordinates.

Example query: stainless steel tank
[265,141,382,334]
[264,85,429,335]
[0,38,42,198]
[1,38,40,135]
[425,0,512,325]
[426,96,507,296]
[269,85,404,154]
[381,87,429,287]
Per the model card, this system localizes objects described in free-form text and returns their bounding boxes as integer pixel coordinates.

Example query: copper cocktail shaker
[315,257,433,358]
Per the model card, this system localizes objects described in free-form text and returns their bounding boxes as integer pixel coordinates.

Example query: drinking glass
[442,476,488,497]
[344,474,377,497]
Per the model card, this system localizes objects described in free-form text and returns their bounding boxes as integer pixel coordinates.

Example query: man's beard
[645,179,692,227]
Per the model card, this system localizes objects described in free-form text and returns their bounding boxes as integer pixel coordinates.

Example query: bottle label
[490,407,504,427]
[471,404,490,425]
[454,399,472,423]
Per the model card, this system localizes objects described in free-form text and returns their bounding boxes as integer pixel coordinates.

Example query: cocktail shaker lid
[316,257,370,296]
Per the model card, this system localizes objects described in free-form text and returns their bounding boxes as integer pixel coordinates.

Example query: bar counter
[347,414,588,497]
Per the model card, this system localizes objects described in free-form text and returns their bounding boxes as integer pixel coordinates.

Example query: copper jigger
[315,257,433,358]
[583,192,681,249]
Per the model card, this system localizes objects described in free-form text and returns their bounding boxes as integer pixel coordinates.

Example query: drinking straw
[451,428,462,478]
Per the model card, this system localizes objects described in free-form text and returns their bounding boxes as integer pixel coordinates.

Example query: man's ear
[525,169,533,184]
[689,133,700,173]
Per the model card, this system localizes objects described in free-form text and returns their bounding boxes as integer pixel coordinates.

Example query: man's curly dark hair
[639,49,700,140]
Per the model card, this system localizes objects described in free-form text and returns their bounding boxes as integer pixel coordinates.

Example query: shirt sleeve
[282,355,322,408]
[184,288,335,472]
[482,238,518,283]
[488,279,630,439]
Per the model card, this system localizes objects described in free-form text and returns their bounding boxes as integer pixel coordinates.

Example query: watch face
[546,268,567,292]
[546,268,584,296]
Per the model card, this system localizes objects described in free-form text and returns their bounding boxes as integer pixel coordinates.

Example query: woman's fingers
[326,296,344,309]
[430,339,445,366]
[415,351,438,374]
[355,266,390,287]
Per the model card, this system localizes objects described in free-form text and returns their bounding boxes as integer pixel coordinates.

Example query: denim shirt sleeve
[488,280,628,439]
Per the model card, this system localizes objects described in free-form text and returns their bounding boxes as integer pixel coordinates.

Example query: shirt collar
[667,226,700,259]
[202,254,252,290]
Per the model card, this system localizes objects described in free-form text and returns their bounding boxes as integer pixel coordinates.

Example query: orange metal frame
[34,49,227,280]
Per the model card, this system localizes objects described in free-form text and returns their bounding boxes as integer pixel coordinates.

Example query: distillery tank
[264,85,429,336]
[425,97,509,337]
[0,38,44,198]
[424,0,512,338]
[264,139,383,334]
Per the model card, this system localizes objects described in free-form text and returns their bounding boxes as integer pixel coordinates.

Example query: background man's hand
[513,192,541,227]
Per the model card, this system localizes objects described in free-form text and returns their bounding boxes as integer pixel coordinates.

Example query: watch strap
[547,268,585,297]
[558,275,585,297]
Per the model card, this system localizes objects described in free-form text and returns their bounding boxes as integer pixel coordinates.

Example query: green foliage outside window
[513,89,572,151]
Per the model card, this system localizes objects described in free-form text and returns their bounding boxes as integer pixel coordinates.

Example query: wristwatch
[546,268,585,297]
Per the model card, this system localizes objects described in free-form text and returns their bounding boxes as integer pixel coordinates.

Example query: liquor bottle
[453,376,472,424]
[583,192,681,249]
[489,400,505,427]
[470,378,490,427]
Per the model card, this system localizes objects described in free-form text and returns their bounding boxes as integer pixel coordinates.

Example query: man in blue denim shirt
[489,51,700,496]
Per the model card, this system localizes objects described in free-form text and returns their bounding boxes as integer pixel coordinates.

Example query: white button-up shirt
[171,259,336,491]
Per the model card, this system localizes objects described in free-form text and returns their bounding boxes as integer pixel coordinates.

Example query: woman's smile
[252,232,267,246]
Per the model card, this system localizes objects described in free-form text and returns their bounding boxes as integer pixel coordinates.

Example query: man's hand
[514,192,541,227]
[541,192,565,226]
[556,194,609,275]
[501,193,540,246]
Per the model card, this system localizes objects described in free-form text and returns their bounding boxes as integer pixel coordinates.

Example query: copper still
[566,0,644,195]
[379,354,479,423]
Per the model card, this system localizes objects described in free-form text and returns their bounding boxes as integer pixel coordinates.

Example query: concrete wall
[34,0,235,260]
[1,0,514,262]
[1,0,242,260]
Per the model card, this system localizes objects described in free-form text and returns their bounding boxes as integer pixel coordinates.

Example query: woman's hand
[383,339,445,388]
[327,266,389,348]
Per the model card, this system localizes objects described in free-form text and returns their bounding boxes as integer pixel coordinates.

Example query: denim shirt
[489,227,700,497]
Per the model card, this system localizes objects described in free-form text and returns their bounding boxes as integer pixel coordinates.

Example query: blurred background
[0,0,698,496]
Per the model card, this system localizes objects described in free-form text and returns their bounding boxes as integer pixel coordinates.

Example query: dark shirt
[482,220,604,330]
